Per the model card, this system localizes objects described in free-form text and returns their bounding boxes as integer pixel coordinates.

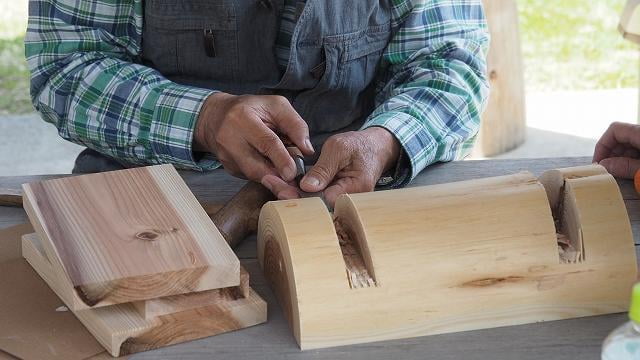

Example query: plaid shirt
[26,0,489,183]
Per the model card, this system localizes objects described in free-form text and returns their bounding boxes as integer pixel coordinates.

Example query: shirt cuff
[361,111,437,187]
[141,81,221,171]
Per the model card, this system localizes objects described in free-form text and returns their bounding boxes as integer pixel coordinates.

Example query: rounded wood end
[257,202,300,342]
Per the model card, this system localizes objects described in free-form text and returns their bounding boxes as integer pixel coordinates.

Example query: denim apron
[74,0,392,173]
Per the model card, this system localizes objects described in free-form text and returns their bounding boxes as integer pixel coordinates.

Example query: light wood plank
[21,164,240,309]
[21,232,267,357]
[133,267,250,320]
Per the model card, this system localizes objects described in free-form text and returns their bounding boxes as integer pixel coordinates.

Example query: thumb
[300,148,343,192]
[599,157,640,179]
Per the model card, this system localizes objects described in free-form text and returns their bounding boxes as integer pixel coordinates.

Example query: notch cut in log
[334,216,376,289]
[258,165,637,350]
[538,165,609,263]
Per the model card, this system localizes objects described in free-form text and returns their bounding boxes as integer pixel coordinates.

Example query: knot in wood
[136,230,160,241]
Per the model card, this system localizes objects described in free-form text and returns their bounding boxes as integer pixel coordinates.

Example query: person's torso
[141,0,392,149]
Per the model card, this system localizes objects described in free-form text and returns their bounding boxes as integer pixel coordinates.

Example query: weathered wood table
[0,157,637,360]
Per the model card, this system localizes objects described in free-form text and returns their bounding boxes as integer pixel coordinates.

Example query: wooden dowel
[212,181,275,248]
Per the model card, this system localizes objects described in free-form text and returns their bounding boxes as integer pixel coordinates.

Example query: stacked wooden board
[20,164,266,357]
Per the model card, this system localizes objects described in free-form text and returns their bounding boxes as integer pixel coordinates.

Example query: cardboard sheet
[0,223,31,263]
[0,350,18,359]
[0,224,105,360]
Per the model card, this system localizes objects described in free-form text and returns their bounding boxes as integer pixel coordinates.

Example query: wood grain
[133,267,251,320]
[0,156,638,360]
[21,164,239,308]
[21,232,267,357]
[258,166,637,350]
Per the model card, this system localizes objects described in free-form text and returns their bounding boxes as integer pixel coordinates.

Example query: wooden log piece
[257,165,637,350]
[21,232,267,357]
[21,164,240,309]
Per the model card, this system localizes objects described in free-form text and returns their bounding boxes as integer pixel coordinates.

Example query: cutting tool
[286,146,306,184]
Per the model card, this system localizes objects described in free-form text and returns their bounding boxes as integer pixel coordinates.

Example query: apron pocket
[298,24,391,133]
[142,1,238,81]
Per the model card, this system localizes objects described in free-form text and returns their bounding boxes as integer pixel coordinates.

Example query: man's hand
[261,127,401,207]
[194,93,314,182]
[593,122,640,179]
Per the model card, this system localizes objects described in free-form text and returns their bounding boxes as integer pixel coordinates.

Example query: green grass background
[0,2,31,115]
[520,0,638,90]
[0,0,638,114]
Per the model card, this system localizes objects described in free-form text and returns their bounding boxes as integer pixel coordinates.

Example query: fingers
[201,94,320,185]
[599,157,640,179]
[623,147,640,159]
[234,144,280,181]
[261,174,300,200]
[593,122,640,163]
[300,139,347,192]
[323,184,346,208]
[243,120,297,181]
[323,177,376,208]
[266,97,314,156]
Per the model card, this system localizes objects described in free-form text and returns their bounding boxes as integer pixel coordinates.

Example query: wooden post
[473,0,527,157]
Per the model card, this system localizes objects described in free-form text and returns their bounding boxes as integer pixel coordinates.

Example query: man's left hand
[260,127,401,207]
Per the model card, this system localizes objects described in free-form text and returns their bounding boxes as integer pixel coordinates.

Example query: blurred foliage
[0,1,31,115]
[0,35,31,115]
[0,0,638,114]
[518,0,638,90]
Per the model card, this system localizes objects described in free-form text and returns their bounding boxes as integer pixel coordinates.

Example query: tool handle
[211,181,275,248]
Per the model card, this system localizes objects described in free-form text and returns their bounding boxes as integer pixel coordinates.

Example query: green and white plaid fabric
[26,0,489,181]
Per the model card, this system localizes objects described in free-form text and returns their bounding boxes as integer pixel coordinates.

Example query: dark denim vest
[141,0,392,151]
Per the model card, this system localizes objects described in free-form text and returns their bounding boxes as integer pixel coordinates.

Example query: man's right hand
[593,122,640,179]
[194,93,314,183]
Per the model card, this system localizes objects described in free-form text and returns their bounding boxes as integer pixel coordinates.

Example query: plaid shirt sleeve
[362,0,490,187]
[25,0,220,170]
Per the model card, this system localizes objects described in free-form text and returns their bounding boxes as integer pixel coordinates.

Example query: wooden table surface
[1,156,637,360]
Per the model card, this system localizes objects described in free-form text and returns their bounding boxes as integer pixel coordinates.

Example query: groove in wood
[333,217,376,289]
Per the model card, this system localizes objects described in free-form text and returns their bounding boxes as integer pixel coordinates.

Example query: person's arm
[268,0,490,205]
[361,0,490,186]
[26,0,313,180]
[26,0,218,170]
